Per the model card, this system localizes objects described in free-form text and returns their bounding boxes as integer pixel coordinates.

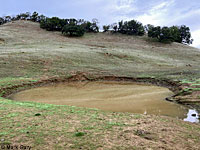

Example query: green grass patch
[183,88,200,92]
[0,132,9,136]
[191,84,200,86]
[180,79,200,84]
[74,132,86,137]
[4,113,19,118]
[133,114,142,119]
[0,77,38,87]
[180,80,194,84]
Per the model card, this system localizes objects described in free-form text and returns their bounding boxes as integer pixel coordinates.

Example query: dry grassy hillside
[0,20,200,80]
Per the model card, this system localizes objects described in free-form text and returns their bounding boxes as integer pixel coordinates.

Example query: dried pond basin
[9,81,197,120]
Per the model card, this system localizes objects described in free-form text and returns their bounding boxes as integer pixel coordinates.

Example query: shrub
[179,25,193,44]
[103,25,110,32]
[62,24,85,37]
[117,20,145,36]
[148,25,193,44]
[81,19,99,33]
[40,17,66,31]
[111,23,118,32]
[159,27,174,43]
[31,11,39,22]
[0,17,4,25]
[170,26,182,43]
[148,26,161,39]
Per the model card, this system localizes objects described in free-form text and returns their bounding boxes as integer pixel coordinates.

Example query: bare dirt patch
[0,38,5,44]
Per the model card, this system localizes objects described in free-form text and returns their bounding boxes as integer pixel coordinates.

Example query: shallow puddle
[9,81,199,122]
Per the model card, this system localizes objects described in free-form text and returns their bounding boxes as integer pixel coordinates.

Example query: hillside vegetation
[0,21,200,150]
[0,20,200,79]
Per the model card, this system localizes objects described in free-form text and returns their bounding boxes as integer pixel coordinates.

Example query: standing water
[9,81,199,122]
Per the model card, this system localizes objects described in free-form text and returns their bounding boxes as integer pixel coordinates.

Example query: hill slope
[0,20,200,79]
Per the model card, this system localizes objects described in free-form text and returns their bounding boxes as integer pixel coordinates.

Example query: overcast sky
[0,0,200,48]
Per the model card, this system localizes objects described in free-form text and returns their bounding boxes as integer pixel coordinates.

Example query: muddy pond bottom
[9,81,199,121]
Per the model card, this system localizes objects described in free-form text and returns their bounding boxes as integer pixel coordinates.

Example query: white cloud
[191,30,200,48]
[135,0,175,26]
[96,0,137,24]
[116,0,135,11]
[151,1,173,11]
[167,8,200,26]
[103,0,136,14]
[135,13,161,26]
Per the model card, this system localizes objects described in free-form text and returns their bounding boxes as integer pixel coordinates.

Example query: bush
[179,25,193,44]
[111,23,118,32]
[81,21,93,32]
[148,26,174,43]
[159,27,173,43]
[148,25,193,44]
[170,26,182,43]
[40,17,66,31]
[62,24,85,37]
[125,20,145,36]
[117,20,145,36]
[103,25,110,32]
[0,17,4,25]
[81,19,99,33]
[31,12,39,22]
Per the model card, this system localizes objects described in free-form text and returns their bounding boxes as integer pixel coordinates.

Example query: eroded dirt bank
[0,74,179,97]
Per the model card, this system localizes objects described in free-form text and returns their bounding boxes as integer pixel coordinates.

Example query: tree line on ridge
[0,12,193,44]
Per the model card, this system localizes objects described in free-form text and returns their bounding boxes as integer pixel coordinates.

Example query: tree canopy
[62,24,85,37]
[103,25,110,32]
[106,20,145,36]
[40,17,66,31]
[147,25,193,44]
[39,16,99,36]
